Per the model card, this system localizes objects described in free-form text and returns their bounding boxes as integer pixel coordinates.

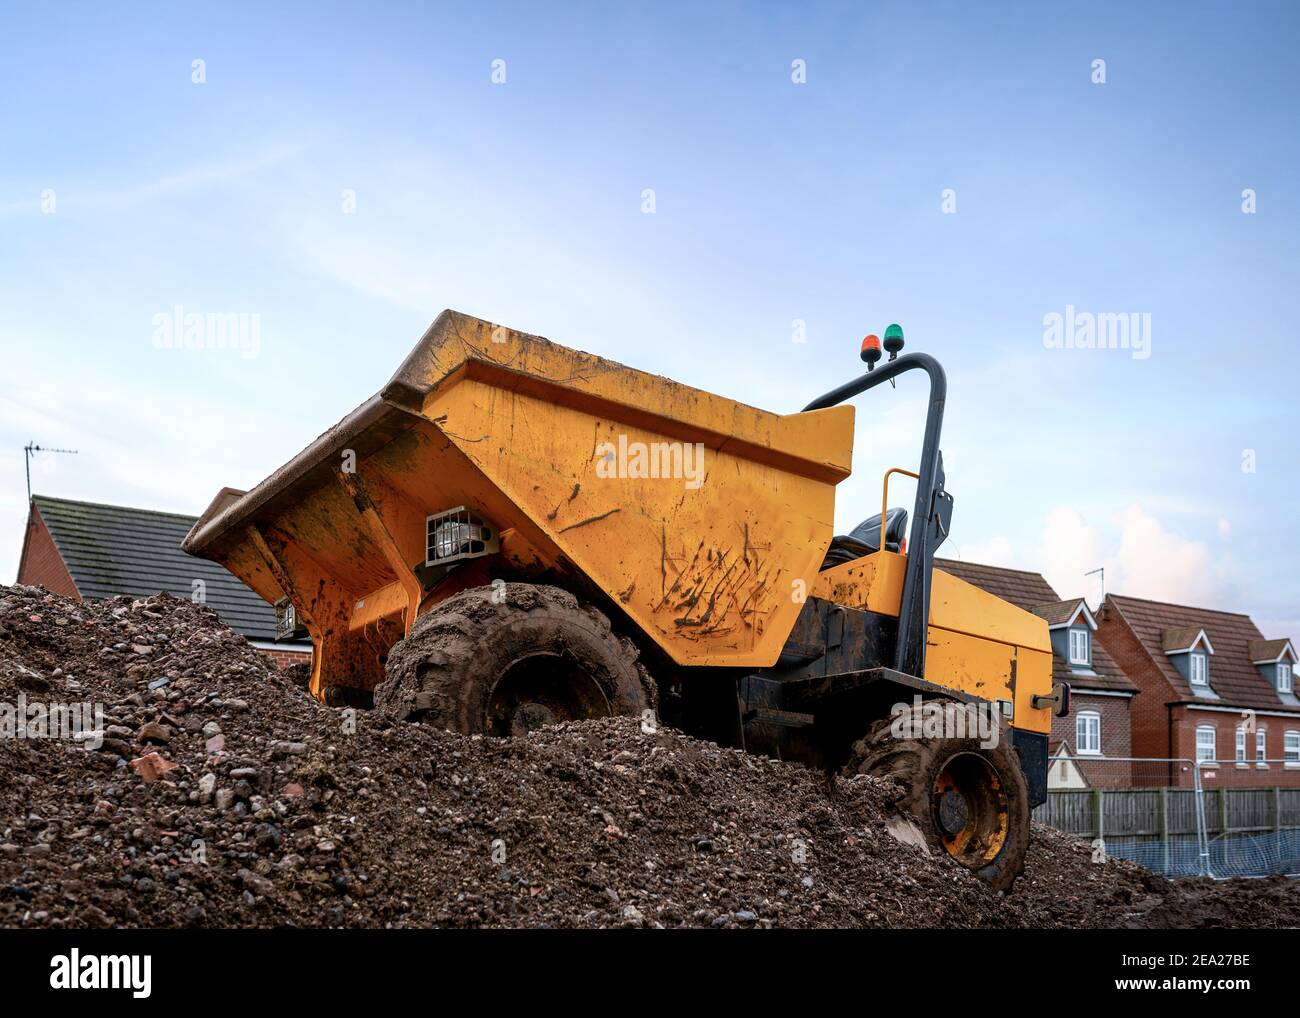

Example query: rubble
[0,584,1297,929]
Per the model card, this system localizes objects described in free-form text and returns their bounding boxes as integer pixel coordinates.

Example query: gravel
[1,584,1297,929]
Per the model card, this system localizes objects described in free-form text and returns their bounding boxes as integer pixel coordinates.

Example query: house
[937,559,1137,787]
[1095,594,1300,788]
[16,495,311,670]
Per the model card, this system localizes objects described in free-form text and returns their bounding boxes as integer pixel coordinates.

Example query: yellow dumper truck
[183,310,1067,890]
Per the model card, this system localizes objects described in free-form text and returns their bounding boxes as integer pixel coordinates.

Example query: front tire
[376,582,656,735]
[844,699,1030,893]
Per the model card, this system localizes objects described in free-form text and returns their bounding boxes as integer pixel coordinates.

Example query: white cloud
[1037,506,1102,601]
[947,503,1236,612]
[1107,504,1233,607]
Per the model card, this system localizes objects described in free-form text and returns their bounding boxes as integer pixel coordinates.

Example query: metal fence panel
[1208,829,1300,879]
[1030,755,1300,879]
[1104,835,1205,879]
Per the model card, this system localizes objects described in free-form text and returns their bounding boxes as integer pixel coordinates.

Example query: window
[1195,725,1217,763]
[1189,651,1209,686]
[1257,729,1267,765]
[1069,628,1090,665]
[1285,731,1300,766]
[1076,711,1101,755]
[1280,663,1293,694]
[1236,727,1247,763]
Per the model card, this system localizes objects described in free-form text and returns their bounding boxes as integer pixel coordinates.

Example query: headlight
[433,520,489,559]
[425,507,500,566]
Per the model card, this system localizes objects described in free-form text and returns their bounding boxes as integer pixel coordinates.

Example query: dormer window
[1249,638,1295,696]
[1039,599,1098,672]
[1165,627,1214,691]
[1069,628,1090,665]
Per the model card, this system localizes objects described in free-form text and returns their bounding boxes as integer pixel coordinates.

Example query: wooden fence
[1034,786,1300,838]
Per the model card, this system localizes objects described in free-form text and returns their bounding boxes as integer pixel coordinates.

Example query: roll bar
[803,353,953,678]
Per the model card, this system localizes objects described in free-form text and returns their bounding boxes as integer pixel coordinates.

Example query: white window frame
[1257,728,1268,767]
[1235,727,1247,764]
[1189,651,1209,686]
[1195,725,1217,763]
[1076,711,1101,755]
[1285,730,1300,768]
[1069,628,1090,665]
[1279,663,1293,694]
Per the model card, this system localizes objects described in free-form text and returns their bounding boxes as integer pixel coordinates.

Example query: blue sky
[2,1,1297,633]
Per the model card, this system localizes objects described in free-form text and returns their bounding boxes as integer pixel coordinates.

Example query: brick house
[16,495,311,670]
[1095,594,1300,788]
[936,559,1136,787]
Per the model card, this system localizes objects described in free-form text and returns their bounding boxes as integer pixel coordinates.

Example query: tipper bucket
[183,310,854,700]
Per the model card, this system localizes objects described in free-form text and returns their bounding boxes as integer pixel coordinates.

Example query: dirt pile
[1,584,1296,929]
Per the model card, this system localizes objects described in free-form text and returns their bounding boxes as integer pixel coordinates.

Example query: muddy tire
[843,700,1030,893]
[376,582,657,735]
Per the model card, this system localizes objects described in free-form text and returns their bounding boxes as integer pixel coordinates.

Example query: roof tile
[33,495,289,645]
[1105,594,1298,713]
[1161,626,1209,653]
[1033,599,1085,627]
[1248,638,1294,663]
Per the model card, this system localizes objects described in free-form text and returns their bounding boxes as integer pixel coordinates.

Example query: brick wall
[1096,604,1300,788]
[260,647,311,671]
[1097,606,1176,761]
[1172,706,1300,789]
[1053,692,1132,787]
[16,509,79,599]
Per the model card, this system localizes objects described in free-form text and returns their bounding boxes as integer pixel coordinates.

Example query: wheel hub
[936,787,969,838]
[932,752,1010,868]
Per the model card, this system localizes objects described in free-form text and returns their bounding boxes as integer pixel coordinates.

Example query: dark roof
[1047,646,1136,694]
[1162,626,1210,653]
[1033,598,1087,627]
[934,559,1058,611]
[32,495,285,644]
[935,558,1135,693]
[1104,594,1299,712]
[1249,638,1294,663]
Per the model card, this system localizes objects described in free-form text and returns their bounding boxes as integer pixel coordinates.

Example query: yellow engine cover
[814,552,1054,736]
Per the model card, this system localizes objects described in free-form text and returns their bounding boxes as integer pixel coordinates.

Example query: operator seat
[820,507,909,569]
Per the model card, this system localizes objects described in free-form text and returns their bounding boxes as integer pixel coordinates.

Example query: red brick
[16,507,79,599]
[1097,597,1300,788]
[260,648,311,671]
[1051,692,1133,787]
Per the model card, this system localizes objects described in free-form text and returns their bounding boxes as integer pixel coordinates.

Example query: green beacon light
[883,323,905,361]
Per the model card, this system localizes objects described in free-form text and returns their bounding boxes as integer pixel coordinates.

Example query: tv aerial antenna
[24,442,78,502]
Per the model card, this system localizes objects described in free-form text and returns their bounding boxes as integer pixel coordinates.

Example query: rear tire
[843,699,1030,893]
[376,582,657,735]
